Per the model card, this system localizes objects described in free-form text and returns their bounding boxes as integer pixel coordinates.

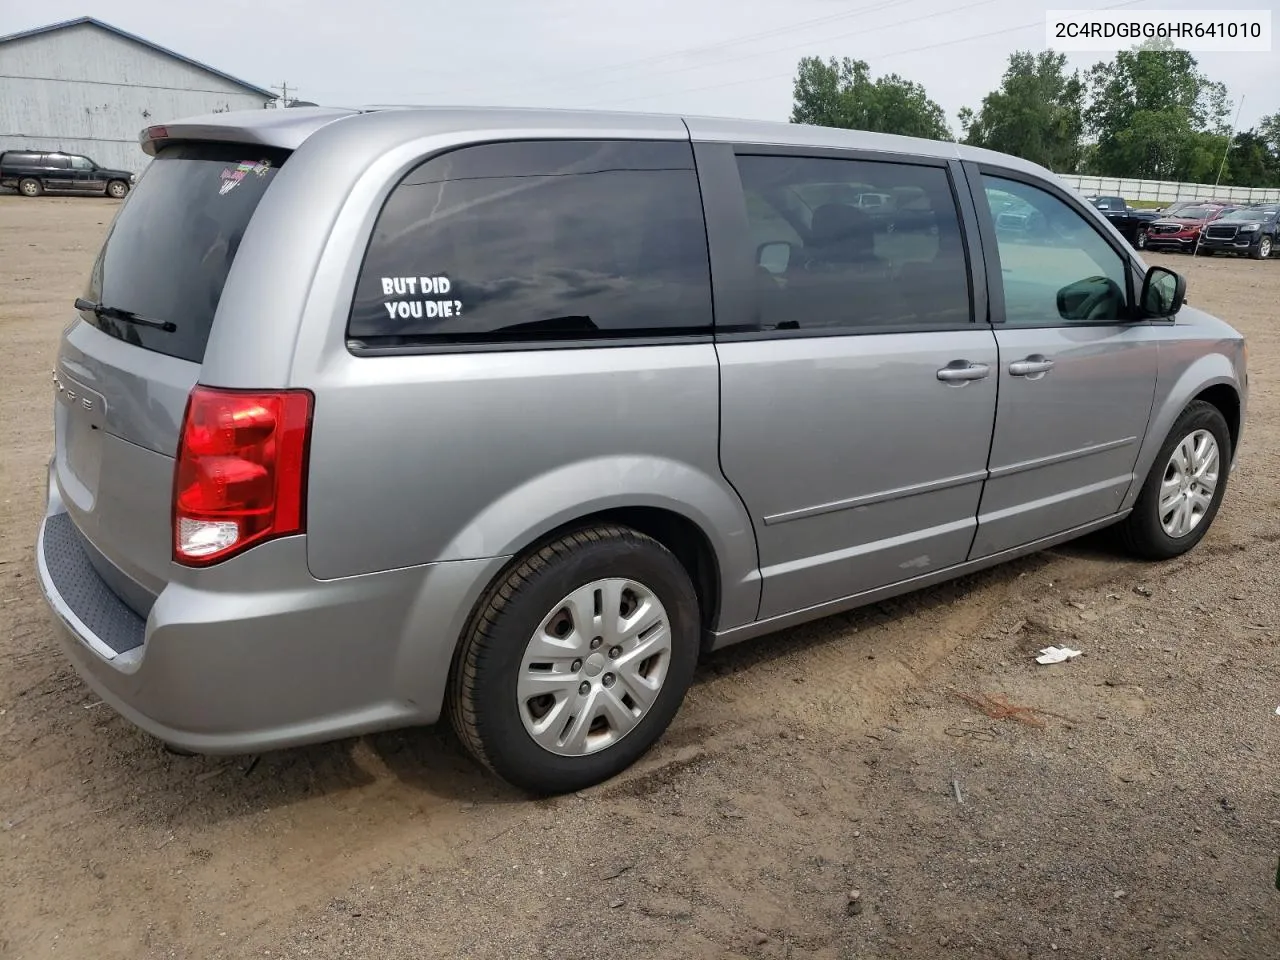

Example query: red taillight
[173,386,313,566]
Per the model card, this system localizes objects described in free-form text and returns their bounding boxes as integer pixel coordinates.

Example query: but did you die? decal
[381,275,462,322]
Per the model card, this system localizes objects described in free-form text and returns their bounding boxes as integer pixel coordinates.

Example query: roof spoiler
[139,106,361,156]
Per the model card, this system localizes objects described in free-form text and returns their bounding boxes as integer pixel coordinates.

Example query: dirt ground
[1,195,1277,960]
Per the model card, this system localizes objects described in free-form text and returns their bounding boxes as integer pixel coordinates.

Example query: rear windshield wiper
[74,298,177,333]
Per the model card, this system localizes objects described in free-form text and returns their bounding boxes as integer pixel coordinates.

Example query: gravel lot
[1,196,1277,960]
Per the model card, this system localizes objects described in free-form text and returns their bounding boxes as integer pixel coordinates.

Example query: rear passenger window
[735,155,971,333]
[349,140,713,347]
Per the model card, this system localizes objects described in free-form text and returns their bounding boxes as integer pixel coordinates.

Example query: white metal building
[0,17,273,173]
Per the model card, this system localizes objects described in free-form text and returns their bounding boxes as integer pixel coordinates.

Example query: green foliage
[790,56,952,141]
[789,44,1278,187]
[1223,132,1275,186]
[959,52,1084,172]
[1084,39,1231,180]
[1222,126,1280,187]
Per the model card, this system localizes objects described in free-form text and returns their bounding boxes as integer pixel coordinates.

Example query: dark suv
[0,150,136,199]
[1197,204,1279,259]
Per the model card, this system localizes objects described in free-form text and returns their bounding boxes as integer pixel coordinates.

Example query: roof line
[0,16,276,99]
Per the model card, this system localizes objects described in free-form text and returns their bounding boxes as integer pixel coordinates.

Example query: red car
[1144,202,1238,252]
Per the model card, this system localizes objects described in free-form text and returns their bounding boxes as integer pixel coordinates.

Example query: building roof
[0,16,275,99]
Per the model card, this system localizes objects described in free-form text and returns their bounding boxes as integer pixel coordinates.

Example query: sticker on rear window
[219,158,272,196]
[380,275,462,320]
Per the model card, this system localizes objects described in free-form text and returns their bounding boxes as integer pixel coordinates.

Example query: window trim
[344,137,716,356]
[962,161,1149,329]
[699,142,982,343]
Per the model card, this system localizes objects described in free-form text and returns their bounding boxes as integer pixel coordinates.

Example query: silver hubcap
[20,182,37,196]
[1262,237,1272,257]
[518,578,671,757]
[1160,429,1219,538]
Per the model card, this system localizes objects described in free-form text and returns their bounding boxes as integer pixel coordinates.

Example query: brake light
[173,386,313,566]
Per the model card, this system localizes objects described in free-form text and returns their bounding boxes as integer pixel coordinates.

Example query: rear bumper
[36,465,508,754]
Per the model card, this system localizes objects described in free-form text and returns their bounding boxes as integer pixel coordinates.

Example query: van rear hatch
[54,142,288,614]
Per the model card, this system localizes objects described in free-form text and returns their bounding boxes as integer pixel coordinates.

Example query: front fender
[1122,345,1243,511]
[441,455,761,631]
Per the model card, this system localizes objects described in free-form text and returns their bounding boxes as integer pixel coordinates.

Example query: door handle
[936,361,990,384]
[1009,356,1055,377]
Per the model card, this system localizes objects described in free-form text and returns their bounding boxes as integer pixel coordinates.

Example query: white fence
[1056,174,1280,205]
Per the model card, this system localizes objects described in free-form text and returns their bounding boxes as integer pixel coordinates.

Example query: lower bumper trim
[39,512,145,659]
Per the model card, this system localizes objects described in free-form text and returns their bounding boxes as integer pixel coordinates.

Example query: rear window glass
[81,142,288,363]
[348,140,713,348]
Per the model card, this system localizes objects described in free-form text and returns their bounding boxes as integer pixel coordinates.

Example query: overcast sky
[2,0,1276,132]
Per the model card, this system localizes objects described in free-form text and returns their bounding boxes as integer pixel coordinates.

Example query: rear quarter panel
[216,110,762,632]
[301,343,761,632]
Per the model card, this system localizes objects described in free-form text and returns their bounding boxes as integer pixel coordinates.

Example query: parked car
[36,106,1248,795]
[1086,195,1163,250]
[1144,202,1237,252]
[1196,203,1279,259]
[0,150,135,198]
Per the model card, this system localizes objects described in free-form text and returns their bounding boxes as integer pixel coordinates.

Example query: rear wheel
[1134,227,1148,250]
[106,179,129,199]
[1252,235,1273,260]
[1118,401,1231,561]
[18,177,42,198]
[449,524,700,795]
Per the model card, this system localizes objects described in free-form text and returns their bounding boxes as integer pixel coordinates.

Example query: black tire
[1134,227,1148,250]
[18,177,43,198]
[1118,401,1231,561]
[106,179,129,199]
[449,524,700,795]
[1251,235,1272,260]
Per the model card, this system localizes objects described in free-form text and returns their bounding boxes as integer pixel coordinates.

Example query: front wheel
[1134,227,1148,250]
[106,179,129,199]
[449,524,700,795]
[1252,235,1273,260]
[1118,401,1231,561]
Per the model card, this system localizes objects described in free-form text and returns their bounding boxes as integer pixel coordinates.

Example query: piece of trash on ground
[1035,646,1082,665]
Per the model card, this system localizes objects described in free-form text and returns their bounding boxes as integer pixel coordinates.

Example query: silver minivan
[37,106,1247,794]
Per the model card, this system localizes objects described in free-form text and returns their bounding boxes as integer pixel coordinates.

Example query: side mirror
[757,241,793,275]
[1140,266,1186,319]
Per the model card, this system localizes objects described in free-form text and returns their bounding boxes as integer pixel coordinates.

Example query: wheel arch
[1193,382,1241,456]
[1123,353,1243,513]
[523,506,724,640]
[435,456,761,636]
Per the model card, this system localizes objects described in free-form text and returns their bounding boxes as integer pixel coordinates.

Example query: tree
[958,51,1084,172]
[1260,112,1280,154]
[1221,124,1280,187]
[1084,39,1231,180]
[1223,131,1276,187]
[791,56,951,141]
